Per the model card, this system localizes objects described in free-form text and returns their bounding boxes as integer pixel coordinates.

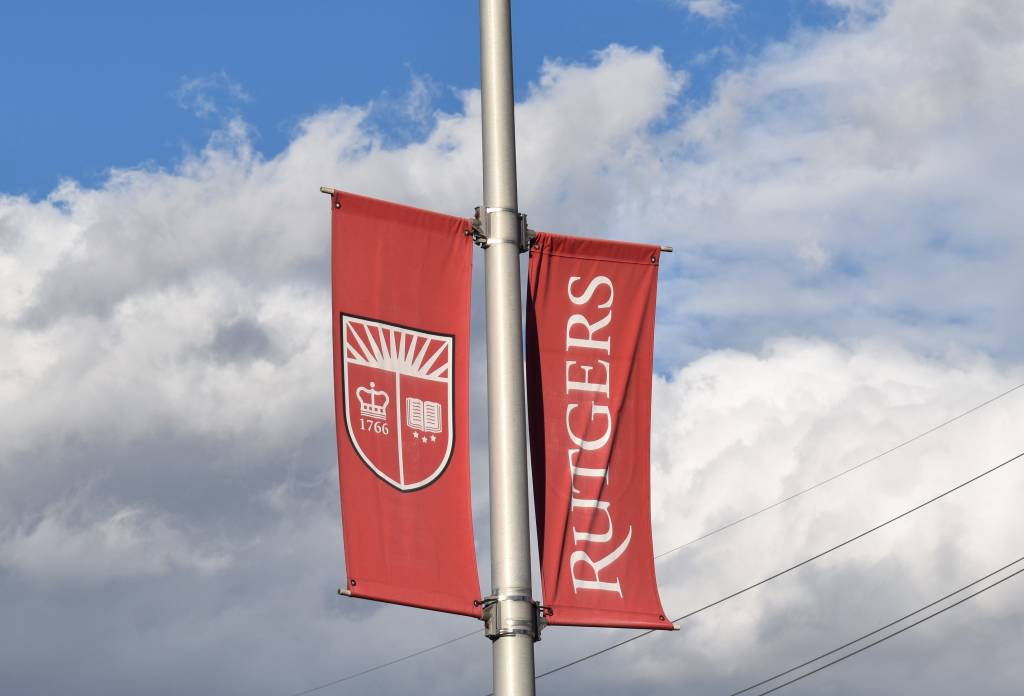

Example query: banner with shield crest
[330,191,481,618]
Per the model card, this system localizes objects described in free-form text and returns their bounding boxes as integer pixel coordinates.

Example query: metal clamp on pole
[471,206,532,252]
[479,594,546,642]
[467,208,488,247]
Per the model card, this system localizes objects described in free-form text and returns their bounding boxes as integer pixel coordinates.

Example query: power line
[289,382,1024,695]
[739,564,1024,696]
[728,554,1024,696]
[282,629,478,696]
[671,449,1023,621]
[654,381,1024,559]
[529,448,1024,684]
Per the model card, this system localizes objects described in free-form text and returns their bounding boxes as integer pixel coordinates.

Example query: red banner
[526,232,672,630]
[331,191,481,618]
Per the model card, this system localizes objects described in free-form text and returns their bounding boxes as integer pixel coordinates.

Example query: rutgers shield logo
[341,314,455,491]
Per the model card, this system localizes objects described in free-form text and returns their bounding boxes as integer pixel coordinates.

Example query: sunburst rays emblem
[341,314,455,491]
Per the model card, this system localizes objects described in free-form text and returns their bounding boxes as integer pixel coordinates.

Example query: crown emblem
[356,381,390,420]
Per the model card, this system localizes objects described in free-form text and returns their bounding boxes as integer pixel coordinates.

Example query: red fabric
[526,232,672,630]
[332,191,481,618]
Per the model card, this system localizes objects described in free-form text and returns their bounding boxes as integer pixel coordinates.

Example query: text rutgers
[564,275,632,596]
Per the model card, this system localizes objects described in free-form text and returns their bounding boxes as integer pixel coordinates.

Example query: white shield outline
[341,313,455,492]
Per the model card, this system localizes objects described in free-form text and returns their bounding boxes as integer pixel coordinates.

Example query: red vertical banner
[331,190,481,618]
[526,232,672,630]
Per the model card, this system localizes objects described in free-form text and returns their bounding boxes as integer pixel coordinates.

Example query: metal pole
[479,1,537,695]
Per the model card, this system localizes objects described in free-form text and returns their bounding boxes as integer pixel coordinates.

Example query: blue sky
[2,0,840,197]
[3,2,1024,695]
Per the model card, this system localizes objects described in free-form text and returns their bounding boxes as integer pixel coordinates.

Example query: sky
[2,1,1024,695]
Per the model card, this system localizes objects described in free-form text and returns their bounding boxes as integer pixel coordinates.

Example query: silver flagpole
[478,0,538,694]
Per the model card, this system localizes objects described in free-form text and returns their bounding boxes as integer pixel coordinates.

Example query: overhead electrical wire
[736,563,1024,696]
[728,554,1024,696]
[284,382,1024,695]
[528,448,1024,685]
[281,629,478,696]
[654,381,1024,559]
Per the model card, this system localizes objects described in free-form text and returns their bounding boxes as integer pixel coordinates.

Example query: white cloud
[1,503,230,586]
[175,71,251,118]
[625,0,1024,362]
[651,338,1024,577]
[681,0,739,21]
[548,339,1024,693]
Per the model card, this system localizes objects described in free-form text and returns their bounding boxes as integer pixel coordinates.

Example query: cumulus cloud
[543,339,1024,694]
[2,0,1023,694]
[623,0,1024,364]
[2,503,230,586]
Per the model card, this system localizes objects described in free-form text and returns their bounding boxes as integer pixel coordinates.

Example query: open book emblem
[406,398,442,432]
[341,314,454,492]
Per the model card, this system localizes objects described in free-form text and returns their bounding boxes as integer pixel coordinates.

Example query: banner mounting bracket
[469,206,534,252]
[478,593,546,642]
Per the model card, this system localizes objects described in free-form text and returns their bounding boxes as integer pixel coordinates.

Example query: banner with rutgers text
[331,190,481,618]
[526,232,672,630]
